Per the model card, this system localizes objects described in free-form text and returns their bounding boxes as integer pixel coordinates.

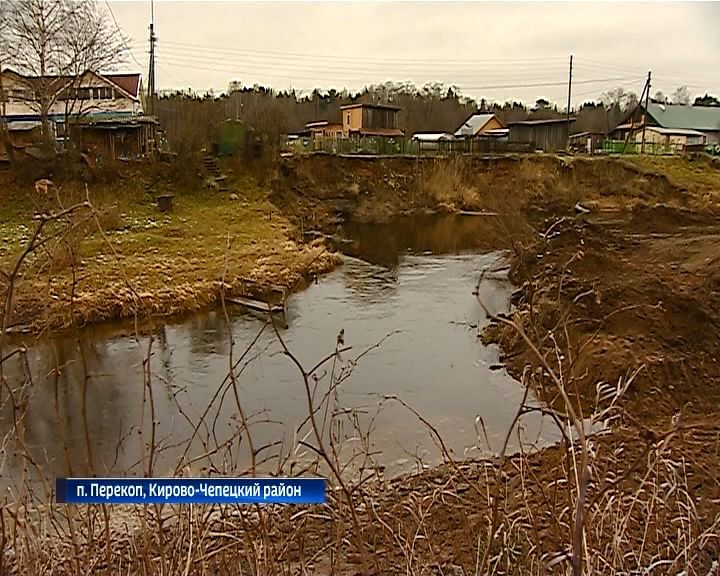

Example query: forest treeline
[156,80,718,156]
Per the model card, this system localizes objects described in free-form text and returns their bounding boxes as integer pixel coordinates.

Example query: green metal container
[218,120,247,156]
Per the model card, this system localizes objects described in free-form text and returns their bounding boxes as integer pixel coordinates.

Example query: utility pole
[566,54,573,149]
[621,73,651,155]
[0,55,6,135]
[640,70,651,154]
[147,0,156,116]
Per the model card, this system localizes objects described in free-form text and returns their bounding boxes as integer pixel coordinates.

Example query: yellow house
[454,113,507,139]
[340,103,403,138]
[305,120,344,150]
[306,120,343,140]
[633,126,707,150]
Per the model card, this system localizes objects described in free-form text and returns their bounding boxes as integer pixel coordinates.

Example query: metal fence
[601,139,713,156]
[286,135,535,156]
[286,135,720,157]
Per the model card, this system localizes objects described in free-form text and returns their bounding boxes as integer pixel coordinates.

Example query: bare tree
[3,0,127,146]
[600,86,638,112]
[653,90,668,104]
[671,85,691,106]
[0,2,10,159]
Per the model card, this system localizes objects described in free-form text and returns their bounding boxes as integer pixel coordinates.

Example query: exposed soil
[490,207,720,424]
[270,154,720,232]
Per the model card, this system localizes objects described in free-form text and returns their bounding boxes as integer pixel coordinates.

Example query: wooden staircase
[203,155,229,193]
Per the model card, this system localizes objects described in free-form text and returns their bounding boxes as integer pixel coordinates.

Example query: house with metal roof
[453,113,507,139]
[1,68,156,160]
[614,103,720,145]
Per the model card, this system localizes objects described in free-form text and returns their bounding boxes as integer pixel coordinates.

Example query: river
[1,214,559,492]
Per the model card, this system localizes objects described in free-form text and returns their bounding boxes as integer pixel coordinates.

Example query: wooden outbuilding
[507,118,575,152]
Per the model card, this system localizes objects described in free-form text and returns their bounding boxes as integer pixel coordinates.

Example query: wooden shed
[568,131,605,154]
[507,118,575,152]
[71,116,158,160]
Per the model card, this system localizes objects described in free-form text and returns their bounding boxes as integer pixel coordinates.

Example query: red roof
[352,128,405,137]
[104,74,141,98]
[1,68,141,99]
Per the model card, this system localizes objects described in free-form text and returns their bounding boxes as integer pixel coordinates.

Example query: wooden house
[1,68,154,159]
[454,113,507,139]
[507,118,575,152]
[340,103,403,138]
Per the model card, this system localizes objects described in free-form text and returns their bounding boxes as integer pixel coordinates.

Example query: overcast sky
[107,1,720,106]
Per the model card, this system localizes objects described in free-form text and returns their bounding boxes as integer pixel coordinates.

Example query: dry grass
[622,155,720,196]
[417,157,482,210]
[0,178,339,330]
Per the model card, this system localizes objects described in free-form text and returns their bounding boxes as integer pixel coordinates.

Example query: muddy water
[1,215,560,488]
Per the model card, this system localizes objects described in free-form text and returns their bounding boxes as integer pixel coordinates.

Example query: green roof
[646,103,720,131]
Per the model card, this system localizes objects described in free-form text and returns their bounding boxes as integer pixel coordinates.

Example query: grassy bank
[0,169,339,331]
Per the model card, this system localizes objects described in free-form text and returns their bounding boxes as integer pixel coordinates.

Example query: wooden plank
[226,296,284,314]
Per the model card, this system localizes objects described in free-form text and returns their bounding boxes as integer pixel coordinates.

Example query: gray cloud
[109,1,720,105]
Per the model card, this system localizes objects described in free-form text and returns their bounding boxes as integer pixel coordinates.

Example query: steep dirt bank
[270,154,719,231]
[486,206,720,423]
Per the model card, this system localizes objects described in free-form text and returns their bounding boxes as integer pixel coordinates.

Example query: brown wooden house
[340,103,403,138]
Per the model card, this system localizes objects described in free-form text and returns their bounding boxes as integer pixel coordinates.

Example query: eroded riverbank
[2,154,718,334]
[2,155,720,574]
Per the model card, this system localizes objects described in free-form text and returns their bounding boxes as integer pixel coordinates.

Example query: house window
[77,87,91,100]
[95,87,113,99]
[346,113,350,124]
[9,88,32,101]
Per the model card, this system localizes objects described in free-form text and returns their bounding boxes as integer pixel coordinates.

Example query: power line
[159,39,570,66]
[156,57,640,96]
[156,48,570,77]
[104,0,143,69]
[157,49,637,85]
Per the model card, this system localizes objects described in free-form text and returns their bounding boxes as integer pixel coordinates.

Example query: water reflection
[342,213,506,267]
[1,214,559,487]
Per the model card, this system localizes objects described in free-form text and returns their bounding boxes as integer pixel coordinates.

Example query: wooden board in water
[226,296,285,314]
